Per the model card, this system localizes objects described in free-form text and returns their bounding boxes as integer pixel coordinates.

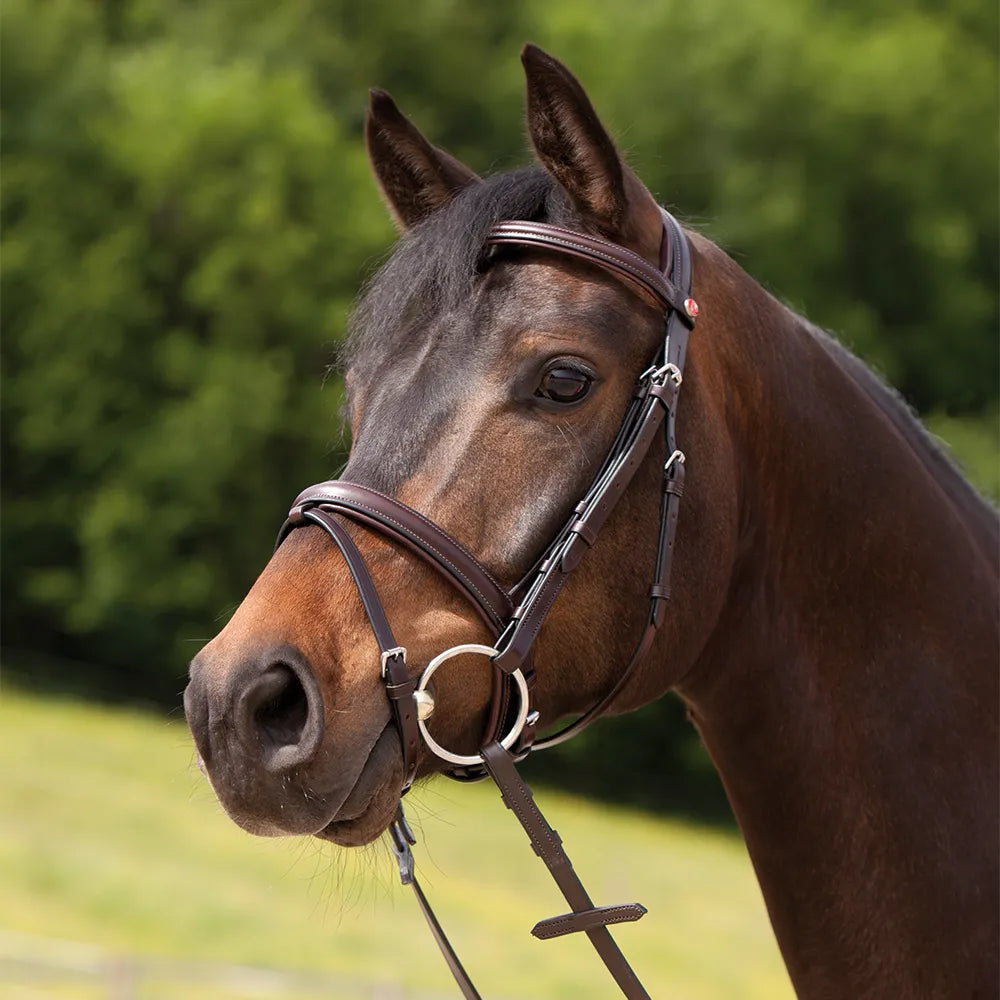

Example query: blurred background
[2,1,996,997]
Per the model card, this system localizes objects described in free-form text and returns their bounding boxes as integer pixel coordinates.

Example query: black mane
[344,167,575,373]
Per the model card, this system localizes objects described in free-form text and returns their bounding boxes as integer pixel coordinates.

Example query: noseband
[276,210,696,1000]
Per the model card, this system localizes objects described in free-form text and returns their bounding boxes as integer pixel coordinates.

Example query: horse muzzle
[184,641,394,837]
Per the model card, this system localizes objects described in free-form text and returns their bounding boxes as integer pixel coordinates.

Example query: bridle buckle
[652,362,683,387]
[380,646,407,678]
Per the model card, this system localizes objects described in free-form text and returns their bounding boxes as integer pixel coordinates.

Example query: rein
[276,209,696,999]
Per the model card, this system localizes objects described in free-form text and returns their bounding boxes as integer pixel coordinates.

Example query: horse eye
[538,367,592,404]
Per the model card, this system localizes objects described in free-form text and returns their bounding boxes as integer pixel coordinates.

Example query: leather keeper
[569,518,599,547]
[531,903,647,941]
[385,678,416,700]
[648,380,679,406]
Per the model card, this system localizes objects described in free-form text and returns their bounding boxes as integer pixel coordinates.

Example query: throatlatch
[277,209,696,1000]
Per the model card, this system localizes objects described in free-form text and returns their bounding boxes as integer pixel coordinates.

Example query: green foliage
[529,0,998,410]
[2,0,388,685]
[2,0,996,795]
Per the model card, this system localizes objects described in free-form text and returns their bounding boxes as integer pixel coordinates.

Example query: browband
[488,219,697,324]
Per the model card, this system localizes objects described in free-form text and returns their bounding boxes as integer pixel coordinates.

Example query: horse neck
[676,238,999,996]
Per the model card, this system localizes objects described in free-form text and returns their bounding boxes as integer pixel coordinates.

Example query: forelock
[342,167,576,374]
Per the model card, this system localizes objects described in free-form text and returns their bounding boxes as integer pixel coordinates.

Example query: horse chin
[315,724,403,847]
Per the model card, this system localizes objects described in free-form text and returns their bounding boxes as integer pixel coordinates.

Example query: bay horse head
[186,45,998,998]
[185,44,732,844]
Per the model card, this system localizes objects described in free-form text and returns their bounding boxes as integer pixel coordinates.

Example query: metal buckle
[380,646,407,678]
[414,644,530,767]
[652,362,682,387]
[389,807,416,885]
[664,449,685,473]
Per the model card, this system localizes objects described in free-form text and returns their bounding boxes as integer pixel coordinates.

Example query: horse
[185,44,999,998]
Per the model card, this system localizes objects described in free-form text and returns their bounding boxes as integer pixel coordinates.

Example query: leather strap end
[569,518,599,547]
[389,814,416,887]
[385,678,417,700]
[531,903,647,941]
[491,645,523,675]
[560,533,589,573]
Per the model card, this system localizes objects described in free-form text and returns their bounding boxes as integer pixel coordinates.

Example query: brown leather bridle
[276,209,696,1000]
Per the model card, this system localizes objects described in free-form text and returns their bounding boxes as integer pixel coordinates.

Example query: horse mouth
[315,723,403,846]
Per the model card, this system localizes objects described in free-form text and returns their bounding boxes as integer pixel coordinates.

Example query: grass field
[0,686,793,999]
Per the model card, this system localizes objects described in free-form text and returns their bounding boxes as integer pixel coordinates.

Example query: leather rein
[276,209,696,1000]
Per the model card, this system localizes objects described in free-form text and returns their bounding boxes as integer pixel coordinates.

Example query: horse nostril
[254,665,308,747]
[236,656,325,773]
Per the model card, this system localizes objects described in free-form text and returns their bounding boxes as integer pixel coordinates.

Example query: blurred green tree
[2,0,388,692]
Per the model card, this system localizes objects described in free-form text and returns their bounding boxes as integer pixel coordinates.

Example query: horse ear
[365,89,480,230]
[521,44,661,253]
